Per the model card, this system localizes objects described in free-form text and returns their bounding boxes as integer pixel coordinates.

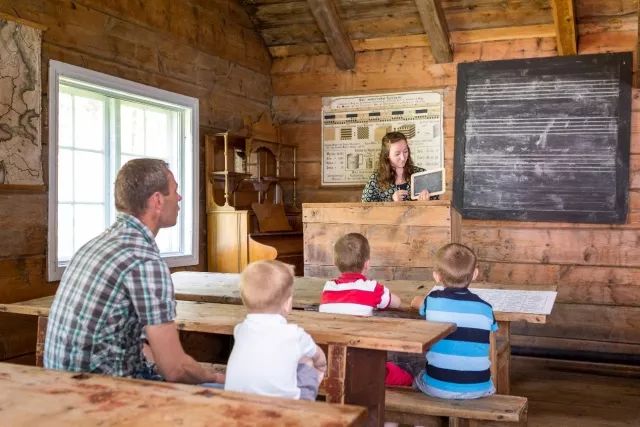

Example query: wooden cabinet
[205,115,302,274]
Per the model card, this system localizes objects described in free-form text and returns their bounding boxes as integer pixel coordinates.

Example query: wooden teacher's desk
[171,272,557,395]
[0,362,367,427]
[0,297,454,427]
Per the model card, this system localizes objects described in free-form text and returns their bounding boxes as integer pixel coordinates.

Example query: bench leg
[35,316,48,367]
[324,344,386,427]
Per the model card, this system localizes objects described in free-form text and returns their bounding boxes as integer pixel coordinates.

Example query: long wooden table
[172,271,557,394]
[0,297,454,427]
[0,362,367,426]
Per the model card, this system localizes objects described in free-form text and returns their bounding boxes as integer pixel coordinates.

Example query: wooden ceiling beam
[414,0,452,63]
[268,25,558,59]
[551,0,577,55]
[306,0,355,70]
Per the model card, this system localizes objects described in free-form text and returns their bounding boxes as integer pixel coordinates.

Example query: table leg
[36,316,48,367]
[495,320,511,394]
[489,332,497,388]
[324,344,386,427]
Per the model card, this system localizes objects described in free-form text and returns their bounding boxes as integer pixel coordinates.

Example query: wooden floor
[511,356,640,426]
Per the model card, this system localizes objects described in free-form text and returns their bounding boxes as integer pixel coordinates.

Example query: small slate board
[411,169,445,199]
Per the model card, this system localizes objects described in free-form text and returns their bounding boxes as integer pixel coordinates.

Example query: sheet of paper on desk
[430,286,557,315]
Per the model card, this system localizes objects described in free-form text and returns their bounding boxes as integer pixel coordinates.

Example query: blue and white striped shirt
[419,287,498,398]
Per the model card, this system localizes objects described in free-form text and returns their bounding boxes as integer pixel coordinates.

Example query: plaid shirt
[44,213,176,377]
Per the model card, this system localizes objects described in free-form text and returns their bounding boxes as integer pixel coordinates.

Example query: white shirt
[224,313,317,399]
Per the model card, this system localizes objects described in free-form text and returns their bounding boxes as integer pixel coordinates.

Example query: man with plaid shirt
[44,159,222,384]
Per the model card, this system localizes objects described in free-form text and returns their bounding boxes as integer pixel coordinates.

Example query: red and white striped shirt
[319,272,391,316]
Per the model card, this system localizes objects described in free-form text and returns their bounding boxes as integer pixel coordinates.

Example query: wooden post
[496,321,511,395]
[489,331,498,389]
[324,344,386,427]
[36,316,48,367]
[551,0,577,55]
[306,0,355,70]
[414,0,453,63]
[636,3,640,87]
[324,344,347,404]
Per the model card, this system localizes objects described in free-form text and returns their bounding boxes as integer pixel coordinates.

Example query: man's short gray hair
[115,158,170,216]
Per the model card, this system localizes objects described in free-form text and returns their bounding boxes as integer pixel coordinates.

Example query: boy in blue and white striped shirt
[414,243,498,399]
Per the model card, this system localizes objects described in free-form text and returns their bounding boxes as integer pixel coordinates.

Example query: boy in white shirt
[224,260,327,400]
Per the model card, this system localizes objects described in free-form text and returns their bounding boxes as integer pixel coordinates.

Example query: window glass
[48,61,198,281]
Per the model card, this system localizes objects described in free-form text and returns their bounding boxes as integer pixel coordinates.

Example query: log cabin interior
[1,0,640,425]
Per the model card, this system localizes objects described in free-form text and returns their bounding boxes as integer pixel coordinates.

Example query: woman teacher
[361,131,433,202]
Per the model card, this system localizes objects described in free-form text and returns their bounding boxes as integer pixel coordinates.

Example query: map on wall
[0,17,43,186]
[321,91,444,186]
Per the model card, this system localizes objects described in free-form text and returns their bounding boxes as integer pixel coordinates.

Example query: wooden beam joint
[551,0,577,56]
[414,0,453,63]
[306,0,355,70]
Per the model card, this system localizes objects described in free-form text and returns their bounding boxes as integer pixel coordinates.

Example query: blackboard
[453,53,632,223]
[411,169,445,199]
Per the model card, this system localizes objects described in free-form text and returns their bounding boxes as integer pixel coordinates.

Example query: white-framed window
[47,60,199,281]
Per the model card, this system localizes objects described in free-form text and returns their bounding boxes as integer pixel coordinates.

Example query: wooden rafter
[414,0,452,63]
[306,0,355,70]
[551,0,577,55]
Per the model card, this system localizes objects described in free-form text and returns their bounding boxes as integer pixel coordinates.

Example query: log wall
[0,0,272,359]
[272,23,640,360]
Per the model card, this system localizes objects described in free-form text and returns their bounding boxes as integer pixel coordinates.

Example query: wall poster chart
[321,91,444,186]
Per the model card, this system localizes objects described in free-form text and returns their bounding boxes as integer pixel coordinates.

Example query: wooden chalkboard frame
[453,53,632,224]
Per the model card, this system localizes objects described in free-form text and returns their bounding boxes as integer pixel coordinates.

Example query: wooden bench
[201,364,527,427]
[385,388,528,426]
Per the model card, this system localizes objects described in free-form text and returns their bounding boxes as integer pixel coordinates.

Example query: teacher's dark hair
[377,131,415,190]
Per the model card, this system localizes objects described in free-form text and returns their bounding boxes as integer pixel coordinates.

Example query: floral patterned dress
[361,166,425,202]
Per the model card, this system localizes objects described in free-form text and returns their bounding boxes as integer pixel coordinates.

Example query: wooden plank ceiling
[240,0,639,70]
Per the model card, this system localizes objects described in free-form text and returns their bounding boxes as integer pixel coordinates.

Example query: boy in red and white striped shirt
[319,233,401,316]
[319,233,411,387]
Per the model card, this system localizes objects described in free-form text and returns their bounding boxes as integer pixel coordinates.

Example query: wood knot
[71,373,90,380]
[194,389,216,397]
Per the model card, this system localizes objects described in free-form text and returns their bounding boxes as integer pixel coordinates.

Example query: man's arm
[145,322,223,384]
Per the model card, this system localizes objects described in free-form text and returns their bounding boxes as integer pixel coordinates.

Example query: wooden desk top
[302,200,451,208]
[172,272,556,324]
[0,363,366,427]
[0,297,454,353]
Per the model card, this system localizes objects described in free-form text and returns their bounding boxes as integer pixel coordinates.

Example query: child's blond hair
[333,233,370,273]
[240,260,294,312]
[434,243,477,288]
